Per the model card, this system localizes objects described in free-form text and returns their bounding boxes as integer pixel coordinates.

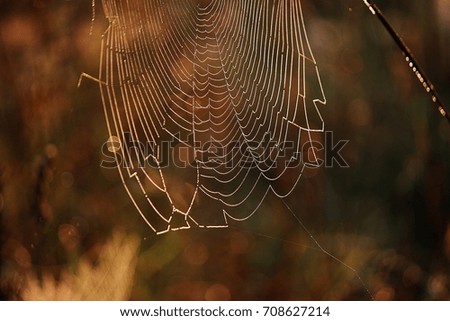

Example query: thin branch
[363,0,450,124]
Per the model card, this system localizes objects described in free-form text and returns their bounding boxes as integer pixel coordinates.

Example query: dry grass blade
[22,230,140,301]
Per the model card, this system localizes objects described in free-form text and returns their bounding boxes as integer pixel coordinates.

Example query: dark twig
[363,0,450,124]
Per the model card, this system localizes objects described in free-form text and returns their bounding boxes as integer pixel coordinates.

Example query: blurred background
[0,0,449,300]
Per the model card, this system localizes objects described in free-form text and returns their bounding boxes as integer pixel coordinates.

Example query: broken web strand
[90,0,97,36]
[87,0,372,298]
[363,0,450,124]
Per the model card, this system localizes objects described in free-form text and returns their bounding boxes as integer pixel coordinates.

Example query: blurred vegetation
[0,0,449,300]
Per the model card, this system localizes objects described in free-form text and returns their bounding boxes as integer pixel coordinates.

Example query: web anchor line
[280,198,374,300]
[363,0,450,124]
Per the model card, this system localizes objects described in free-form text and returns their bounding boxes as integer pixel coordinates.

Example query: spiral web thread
[97,0,325,235]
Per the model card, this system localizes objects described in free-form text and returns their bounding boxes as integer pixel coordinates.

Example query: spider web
[97,0,325,235]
